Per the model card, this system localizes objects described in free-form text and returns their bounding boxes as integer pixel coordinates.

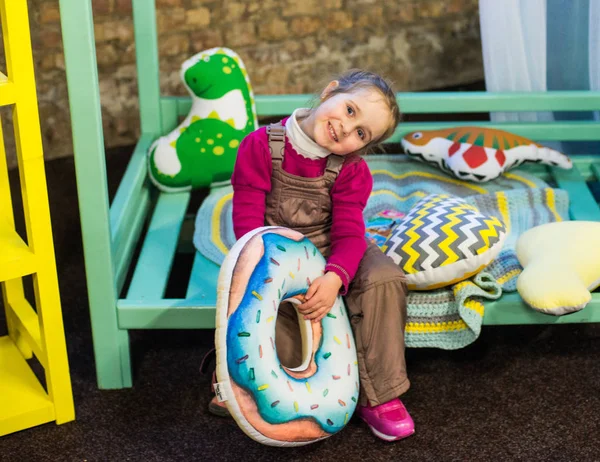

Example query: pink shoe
[357,398,415,441]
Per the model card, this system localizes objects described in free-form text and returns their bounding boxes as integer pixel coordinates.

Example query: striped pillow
[383,194,507,290]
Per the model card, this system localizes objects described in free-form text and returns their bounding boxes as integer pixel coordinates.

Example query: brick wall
[2,0,483,168]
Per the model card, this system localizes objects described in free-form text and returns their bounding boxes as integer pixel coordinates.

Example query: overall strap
[324,154,345,187]
[266,121,285,161]
[268,119,344,186]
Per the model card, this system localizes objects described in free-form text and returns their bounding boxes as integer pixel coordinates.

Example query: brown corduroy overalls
[265,122,410,406]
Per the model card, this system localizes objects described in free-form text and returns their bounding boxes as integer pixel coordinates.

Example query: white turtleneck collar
[284,108,331,160]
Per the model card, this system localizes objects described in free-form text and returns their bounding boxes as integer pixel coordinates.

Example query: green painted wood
[117,301,216,329]
[109,135,153,253]
[551,165,600,221]
[59,0,131,389]
[168,91,600,117]
[126,192,190,299]
[114,192,149,295]
[482,293,600,324]
[116,294,600,329]
[109,136,154,293]
[132,0,162,136]
[591,163,600,183]
[185,251,219,303]
[160,98,180,135]
[397,91,600,113]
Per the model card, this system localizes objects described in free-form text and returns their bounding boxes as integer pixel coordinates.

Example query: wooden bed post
[59,0,132,389]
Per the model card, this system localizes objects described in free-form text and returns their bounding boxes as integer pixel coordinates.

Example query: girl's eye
[357,128,365,140]
[347,105,354,116]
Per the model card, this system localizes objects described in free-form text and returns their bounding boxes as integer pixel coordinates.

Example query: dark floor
[1,146,600,462]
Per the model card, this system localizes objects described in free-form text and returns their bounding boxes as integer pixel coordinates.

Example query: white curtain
[590,0,600,120]
[480,0,600,151]
[479,0,552,122]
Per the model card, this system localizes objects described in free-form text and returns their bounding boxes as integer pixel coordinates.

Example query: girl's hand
[297,272,343,323]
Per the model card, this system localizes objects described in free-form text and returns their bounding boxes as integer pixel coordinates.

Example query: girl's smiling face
[300,81,393,156]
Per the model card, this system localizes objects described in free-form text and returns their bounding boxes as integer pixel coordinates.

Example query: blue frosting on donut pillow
[215,226,359,447]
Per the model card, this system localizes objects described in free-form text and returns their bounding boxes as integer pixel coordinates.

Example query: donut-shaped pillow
[214,226,359,446]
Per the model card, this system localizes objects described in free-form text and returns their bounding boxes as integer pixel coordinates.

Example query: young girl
[210,69,413,442]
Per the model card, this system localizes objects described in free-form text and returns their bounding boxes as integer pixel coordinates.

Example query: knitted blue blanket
[194,155,570,349]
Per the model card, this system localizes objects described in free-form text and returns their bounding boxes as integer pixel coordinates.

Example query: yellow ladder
[0,1,74,436]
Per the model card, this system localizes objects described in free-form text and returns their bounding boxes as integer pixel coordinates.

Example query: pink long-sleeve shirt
[231,121,373,294]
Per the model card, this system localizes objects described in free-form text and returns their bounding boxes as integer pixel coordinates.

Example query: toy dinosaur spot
[492,136,500,149]
[473,133,485,147]
[213,146,225,156]
[207,139,215,145]
[446,131,458,141]
[170,141,177,148]
[458,133,470,143]
[229,140,240,148]
[179,127,185,134]
[201,148,206,153]
[195,137,201,143]
[223,67,232,74]
[217,133,223,138]
[222,57,229,63]
[448,141,461,157]
[463,145,488,168]
[495,149,506,166]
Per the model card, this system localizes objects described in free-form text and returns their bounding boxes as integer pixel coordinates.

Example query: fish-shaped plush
[401,127,572,183]
[148,48,258,192]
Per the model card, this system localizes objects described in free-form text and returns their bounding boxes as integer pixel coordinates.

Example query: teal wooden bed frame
[58,0,600,389]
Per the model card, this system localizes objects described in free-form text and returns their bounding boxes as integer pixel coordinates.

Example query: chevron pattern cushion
[382,194,508,290]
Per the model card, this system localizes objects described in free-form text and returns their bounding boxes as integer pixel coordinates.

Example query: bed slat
[482,293,600,325]
[166,91,600,117]
[125,192,190,300]
[115,294,600,329]
[185,251,219,303]
[551,165,600,221]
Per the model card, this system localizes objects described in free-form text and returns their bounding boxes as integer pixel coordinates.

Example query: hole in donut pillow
[275,299,313,372]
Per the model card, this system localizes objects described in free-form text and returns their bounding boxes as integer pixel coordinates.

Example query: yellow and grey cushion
[383,194,507,290]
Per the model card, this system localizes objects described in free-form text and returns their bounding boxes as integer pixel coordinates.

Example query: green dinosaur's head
[181,48,250,100]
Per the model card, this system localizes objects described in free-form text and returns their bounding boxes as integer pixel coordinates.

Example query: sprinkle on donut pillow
[214,226,359,447]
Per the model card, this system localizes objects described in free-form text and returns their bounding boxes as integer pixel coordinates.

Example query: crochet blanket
[194,155,570,349]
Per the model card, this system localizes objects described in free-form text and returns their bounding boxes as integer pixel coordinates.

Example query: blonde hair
[318,69,401,155]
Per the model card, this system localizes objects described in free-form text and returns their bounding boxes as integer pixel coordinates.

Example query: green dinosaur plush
[148,48,257,192]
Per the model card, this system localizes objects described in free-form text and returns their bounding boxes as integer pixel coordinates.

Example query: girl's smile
[328,121,339,142]
[299,82,393,156]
